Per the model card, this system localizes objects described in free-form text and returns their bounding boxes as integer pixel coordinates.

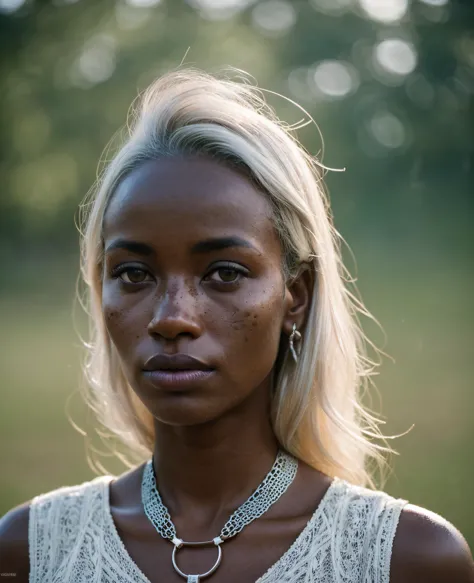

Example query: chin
[146,394,226,427]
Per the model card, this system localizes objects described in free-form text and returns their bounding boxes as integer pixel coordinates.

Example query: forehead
[103,156,279,252]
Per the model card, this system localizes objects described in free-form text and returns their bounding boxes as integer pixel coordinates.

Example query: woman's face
[102,155,300,426]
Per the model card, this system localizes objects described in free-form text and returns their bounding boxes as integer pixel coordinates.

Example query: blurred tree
[1,0,472,269]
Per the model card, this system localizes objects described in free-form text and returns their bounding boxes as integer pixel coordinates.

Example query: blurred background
[0,0,473,547]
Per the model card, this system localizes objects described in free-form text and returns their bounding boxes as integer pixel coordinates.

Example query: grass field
[1,251,473,548]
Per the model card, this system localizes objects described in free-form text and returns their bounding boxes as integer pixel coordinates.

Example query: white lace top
[28,473,407,583]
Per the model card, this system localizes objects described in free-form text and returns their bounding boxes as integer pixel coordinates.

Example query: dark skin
[1,156,473,582]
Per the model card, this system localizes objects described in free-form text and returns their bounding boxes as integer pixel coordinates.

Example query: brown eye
[217,267,239,283]
[206,263,248,285]
[119,268,149,284]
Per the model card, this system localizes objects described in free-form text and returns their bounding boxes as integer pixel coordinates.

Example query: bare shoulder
[0,501,31,582]
[390,503,474,583]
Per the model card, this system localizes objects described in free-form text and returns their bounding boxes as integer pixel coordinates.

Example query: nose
[147,278,202,341]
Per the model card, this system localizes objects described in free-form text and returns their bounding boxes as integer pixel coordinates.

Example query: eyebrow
[104,236,260,256]
[105,240,155,256]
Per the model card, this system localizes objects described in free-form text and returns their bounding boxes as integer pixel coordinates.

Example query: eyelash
[110,263,249,287]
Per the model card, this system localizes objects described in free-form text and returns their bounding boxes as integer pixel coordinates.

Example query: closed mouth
[143,353,213,372]
[142,368,215,389]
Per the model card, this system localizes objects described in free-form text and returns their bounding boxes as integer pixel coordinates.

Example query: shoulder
[390,503,474,583]
[0,476,112,583]
[0,501,31,583]
[330,480,473,581]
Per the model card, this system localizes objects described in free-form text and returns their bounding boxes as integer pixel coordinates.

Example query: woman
[0,69,472,582]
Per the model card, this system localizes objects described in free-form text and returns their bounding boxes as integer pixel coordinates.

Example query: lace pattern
[29,474,407,583]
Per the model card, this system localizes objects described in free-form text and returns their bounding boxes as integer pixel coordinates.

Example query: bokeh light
[358,0,408,23]
[115,3,153,30]
[311,60,360,99]
[186,0,255,20]
[374,38,418,76]
[309,0,354,17]
[287,67,311,102]
[369,110,406,148]
[252,1,296,36]
[0,0,26,13]
[125,0,162,6]
[70,35,117,87]
[419,0,449,5]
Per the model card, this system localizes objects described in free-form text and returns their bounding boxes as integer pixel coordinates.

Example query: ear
[282,263,315,337]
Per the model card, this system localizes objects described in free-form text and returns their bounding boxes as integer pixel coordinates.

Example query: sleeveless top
[28,474,407,583]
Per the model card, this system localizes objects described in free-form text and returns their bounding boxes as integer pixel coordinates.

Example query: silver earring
[289,323,302,363]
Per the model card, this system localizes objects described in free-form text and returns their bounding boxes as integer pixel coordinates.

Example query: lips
[143,353,214,372]
[142,353,215,390]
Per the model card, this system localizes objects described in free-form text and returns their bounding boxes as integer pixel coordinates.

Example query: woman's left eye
[206,264,248,284]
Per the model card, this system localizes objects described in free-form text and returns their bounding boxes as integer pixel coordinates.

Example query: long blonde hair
[78,68,391,487]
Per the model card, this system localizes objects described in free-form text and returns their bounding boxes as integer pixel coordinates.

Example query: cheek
[101,285,144,354]
[227,284,284,375]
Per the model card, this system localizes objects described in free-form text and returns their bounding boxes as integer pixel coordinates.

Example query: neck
[151,386,279,526]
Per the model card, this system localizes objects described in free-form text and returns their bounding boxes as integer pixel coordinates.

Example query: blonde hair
[78,68,391,487]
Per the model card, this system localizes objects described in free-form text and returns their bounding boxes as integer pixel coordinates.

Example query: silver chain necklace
[141,450,298,583]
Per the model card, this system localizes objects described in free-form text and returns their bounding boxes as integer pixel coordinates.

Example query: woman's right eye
[113,267,152,285]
